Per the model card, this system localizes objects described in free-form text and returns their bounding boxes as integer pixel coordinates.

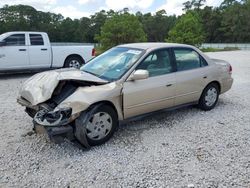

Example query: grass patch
[201,47,240,52]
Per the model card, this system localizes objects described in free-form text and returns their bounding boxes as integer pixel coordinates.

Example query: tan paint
[123,73,176,118]
[17,43,233,124]
[57,82,124,120]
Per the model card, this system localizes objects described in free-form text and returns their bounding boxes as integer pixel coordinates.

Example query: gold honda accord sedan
[17,43,233,148]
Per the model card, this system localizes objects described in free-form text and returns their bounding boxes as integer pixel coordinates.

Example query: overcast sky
[0,0,224,19]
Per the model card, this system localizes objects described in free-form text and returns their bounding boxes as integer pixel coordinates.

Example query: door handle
[41,48,48,51]
[166,84,173,87]
[203,76,207,79]
[19,49,26,51]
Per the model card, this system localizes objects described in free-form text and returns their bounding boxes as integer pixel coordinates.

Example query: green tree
[199,6,223,42]
[89,10,108,42]
[167,12,204,46]
[219,0,250,42]
[35,11,64,42]
[77,17,92,42]
[141,10,176,42]
[220,0,237,9]
[183,0,206,11]
[0,5,38,32]
[96,13,147,50]
[193,0,206,10]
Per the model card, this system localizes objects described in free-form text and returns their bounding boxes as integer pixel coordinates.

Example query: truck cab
[0,32,51,70]
[0,31,95,72]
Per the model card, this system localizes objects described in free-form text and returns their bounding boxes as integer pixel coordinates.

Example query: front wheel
[75,105,118,146]
[198,83,219,111]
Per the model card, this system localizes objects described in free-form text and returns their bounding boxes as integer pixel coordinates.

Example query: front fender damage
[32,106,90,149]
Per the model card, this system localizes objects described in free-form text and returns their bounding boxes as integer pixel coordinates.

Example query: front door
[0,33,29,70]
[123,49,176,119]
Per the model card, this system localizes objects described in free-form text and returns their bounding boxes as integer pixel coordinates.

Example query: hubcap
[205,87,218,107]
[86,112,112,140]
[69,60,81,68]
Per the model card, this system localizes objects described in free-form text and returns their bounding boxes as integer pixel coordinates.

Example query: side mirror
[0,41,6,47]
[129,69,149,81]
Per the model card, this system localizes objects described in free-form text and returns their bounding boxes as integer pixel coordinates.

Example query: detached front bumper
[18,97,90,149]
[32,108,75,144]
[33,123,75,144]
[32,108,90,149]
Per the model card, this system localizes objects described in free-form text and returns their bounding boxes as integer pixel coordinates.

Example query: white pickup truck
[0,31,95,71]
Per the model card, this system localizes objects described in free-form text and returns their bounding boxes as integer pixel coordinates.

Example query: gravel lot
[0,51,250,188]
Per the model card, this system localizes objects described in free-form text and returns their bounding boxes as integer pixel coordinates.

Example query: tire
[198,83,219,111]
[64,56,83,69]
[75,104,118,146]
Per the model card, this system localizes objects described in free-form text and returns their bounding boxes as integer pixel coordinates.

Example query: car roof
[117,42,195,50]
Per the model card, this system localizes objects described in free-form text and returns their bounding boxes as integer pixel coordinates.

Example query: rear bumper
[221,77,233,94]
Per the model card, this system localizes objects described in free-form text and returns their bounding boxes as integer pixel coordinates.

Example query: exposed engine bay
[27,80,103,126]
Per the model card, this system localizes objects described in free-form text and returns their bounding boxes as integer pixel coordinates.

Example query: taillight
[92,48,96,56]
[229,64,232,74]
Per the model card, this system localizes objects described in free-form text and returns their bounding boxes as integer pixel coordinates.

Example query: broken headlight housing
[34,107,72,127]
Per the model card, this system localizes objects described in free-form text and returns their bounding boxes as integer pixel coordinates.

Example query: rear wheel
[198,83,219,111]
[64,56,83,69]
[75,105,118,146]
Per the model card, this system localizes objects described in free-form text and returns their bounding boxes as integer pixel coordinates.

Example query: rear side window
[174,49,207,71]
[4,34,25,46]
[29,34,44,45]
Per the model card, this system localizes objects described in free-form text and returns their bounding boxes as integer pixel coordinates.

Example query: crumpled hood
[19,68,108,106]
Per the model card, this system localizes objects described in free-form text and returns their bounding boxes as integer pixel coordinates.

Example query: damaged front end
[18,96,78,146]
[17,69,109,149]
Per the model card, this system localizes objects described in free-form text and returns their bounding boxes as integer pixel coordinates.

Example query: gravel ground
[0,51,250,188]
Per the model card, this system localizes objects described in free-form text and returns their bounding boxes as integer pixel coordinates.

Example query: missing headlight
[34,107,72,127]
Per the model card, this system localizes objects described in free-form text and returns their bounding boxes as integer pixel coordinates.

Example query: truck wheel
[75,104,118,146]
[198,83,219,111]
[64,56,83,69]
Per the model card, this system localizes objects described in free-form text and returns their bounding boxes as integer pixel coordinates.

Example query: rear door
[123,49,176,118]
[173,48,210,105]
[28,33,51,68]
[0,33,29,70]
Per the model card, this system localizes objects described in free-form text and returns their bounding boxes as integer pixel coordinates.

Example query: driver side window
[136,49,173,77]
[4,34,25,46]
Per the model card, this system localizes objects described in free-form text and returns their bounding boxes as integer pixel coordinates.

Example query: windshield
[80,47,144,81]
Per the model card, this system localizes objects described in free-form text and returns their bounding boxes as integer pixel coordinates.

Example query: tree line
[0,0,249,49]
